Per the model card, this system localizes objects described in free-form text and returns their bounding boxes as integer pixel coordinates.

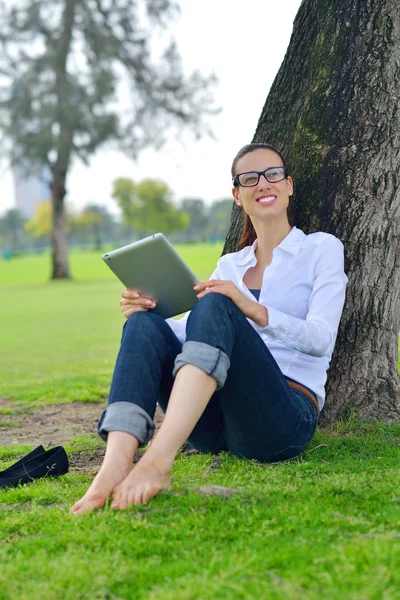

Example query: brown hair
[231,143,291,250]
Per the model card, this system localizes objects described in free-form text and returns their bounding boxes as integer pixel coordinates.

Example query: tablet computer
[102,233,200,319]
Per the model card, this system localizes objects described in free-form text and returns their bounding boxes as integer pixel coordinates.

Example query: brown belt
[287,381,320,416]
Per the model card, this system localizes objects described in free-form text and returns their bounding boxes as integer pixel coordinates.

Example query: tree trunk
[51,164,70,279]
[50,0,77,280]
[224,0,400,424]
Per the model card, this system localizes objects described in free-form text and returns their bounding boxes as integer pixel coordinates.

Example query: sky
[0,0,303,217]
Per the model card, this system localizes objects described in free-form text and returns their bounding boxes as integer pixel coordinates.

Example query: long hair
[231,143,291,250]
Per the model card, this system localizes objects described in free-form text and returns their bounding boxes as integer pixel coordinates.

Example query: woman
[70,143,348,515]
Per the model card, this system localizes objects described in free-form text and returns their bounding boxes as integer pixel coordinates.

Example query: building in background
[13,164,51,219]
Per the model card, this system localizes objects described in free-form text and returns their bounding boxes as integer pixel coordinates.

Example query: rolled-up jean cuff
[97,401,155,447]
[172,341,230,389]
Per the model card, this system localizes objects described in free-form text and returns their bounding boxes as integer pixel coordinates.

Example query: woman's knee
[123,311,168,340]
[192,292,235,316]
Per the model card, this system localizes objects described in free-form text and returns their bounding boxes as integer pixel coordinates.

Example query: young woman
[70,143,348,515]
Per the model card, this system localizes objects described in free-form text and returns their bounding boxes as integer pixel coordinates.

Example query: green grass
[0,244,222,405]
[0,408,14,415]
[0,244,222,288]
[1,426,400,600]
[1,246,400,599]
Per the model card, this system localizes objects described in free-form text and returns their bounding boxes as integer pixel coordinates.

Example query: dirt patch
[0,400,200,474]
[0,398,106,447]
[0,399,165,448]
[69,446,150,473]
[68,445,107,473]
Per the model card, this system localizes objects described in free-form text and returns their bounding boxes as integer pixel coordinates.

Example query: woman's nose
[257,174,272,189]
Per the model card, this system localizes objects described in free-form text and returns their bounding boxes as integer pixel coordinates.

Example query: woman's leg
[199,299,319,462]
[173,293,318,463]
[70,311,184,514]
[111,293,318,507]
[110,364,219,508]
[69,431,139,514]
[71,309,229,514]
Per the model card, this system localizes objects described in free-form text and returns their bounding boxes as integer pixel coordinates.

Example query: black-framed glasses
[233,166,288,188]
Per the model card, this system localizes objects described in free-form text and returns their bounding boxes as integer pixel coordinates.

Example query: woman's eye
[244,175,257,184]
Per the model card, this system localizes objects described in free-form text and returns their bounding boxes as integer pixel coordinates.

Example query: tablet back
[102,233,199,319]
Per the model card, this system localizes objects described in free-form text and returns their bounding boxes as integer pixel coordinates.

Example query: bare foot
[110,457,172,509]
[70,461,132,515]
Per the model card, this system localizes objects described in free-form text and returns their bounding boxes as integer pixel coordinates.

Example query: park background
[1,1,400,599]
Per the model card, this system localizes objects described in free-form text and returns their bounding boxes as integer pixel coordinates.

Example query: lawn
[1,246,400,600]
[0,244,222,405]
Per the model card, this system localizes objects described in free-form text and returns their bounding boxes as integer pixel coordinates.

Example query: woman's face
[232,149,293,222]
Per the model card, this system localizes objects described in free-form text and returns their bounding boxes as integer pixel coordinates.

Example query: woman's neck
[254,222,293,265]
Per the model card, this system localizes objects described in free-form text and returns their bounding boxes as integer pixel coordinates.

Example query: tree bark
[51,163,70,279]
[224,0,400,423]
[50,0,77,280]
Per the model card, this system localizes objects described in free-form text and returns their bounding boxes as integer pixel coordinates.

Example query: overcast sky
[0,0,303,217]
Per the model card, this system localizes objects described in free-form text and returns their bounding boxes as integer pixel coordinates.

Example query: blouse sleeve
[255,236,348,358]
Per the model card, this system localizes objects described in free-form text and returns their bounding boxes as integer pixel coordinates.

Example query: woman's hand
[194,280,269,327]
[119,289,157,319]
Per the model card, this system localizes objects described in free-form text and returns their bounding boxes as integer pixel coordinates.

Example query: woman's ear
[232,187,242,206]
[287,176,294,196]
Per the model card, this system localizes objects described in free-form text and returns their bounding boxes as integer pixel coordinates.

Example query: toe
[70,499,84,514]
[71,492,106,515]
[110,490,120,509]
[110,486,123,508]
[111,488,128,509]
[145,483,160,504]
[134,488,145,505]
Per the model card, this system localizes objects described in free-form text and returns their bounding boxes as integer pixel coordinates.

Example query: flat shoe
[0,446,69,489]
[0,445,45,474]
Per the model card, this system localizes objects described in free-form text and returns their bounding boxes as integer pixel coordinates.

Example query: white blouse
[166,226,349,412]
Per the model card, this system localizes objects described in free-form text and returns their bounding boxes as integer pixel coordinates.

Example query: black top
[249,289,261,301]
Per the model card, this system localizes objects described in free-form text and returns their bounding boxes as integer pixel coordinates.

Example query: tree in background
[69,204,114,251]
[208,199,233,242]
[112,177,189,238]
[0,0,217,279]
[223,0,400,423]
[68,207,102,250]
[179,198,209,242]
[0,208,26,252]
[24,201,52,241]
[24,200,123,250]
[83,204,118,251]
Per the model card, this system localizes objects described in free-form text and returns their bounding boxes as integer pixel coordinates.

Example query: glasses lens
[266,167,285,183]
[238,172,259,187]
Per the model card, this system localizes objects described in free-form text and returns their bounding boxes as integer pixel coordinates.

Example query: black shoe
[0,445,45,475]
[0,446,69,489]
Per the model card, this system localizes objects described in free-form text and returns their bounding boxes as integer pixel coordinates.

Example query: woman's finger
[194,280,230,291]
[120,298,155,307]
[194,281,214,290]
[122,306,148,318]
[197,286,228,299]
[121,290,156,304]
[122,289,140,299]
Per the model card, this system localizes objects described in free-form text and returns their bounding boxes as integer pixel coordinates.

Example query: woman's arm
[194,236,348,358]
[254,236,348,357]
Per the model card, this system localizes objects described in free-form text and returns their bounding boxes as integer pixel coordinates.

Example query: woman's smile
[256,194,277,205]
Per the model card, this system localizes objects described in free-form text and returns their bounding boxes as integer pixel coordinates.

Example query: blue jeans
[98,294,319,463]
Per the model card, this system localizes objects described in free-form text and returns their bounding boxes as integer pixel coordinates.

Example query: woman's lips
[256,195,277,205]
